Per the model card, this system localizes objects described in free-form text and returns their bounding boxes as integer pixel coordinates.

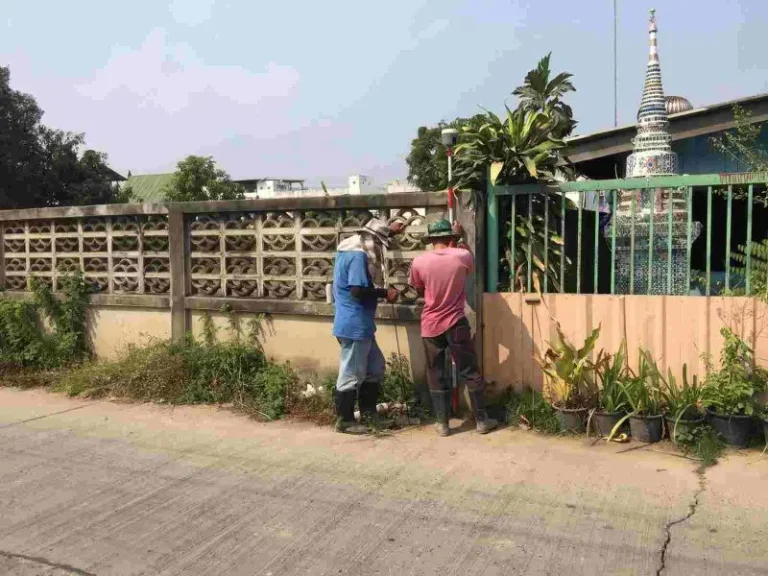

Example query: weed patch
[0,272,90,371]
[507,388,560,434]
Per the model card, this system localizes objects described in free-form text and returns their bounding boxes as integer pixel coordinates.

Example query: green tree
[0,66,123,208]
[164,155,245,202]
[405,116,485,191]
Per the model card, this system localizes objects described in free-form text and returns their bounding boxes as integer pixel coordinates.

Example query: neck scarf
[337,233,385,287]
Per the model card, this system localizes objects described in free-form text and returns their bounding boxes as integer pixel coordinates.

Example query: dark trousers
[422,318,482,393]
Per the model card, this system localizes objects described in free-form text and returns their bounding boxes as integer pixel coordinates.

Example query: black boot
[430,390,452,437]
[358,381,392,430]
[334,389,366,434]
[468,389,498,435]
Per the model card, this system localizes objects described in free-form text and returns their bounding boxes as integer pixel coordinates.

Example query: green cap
[422,219,460,243]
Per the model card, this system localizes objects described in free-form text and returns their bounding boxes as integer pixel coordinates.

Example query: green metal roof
[124,173,175,202]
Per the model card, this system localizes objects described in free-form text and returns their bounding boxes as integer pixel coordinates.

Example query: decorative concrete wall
[483,293,768,394]
[0,193,451,382]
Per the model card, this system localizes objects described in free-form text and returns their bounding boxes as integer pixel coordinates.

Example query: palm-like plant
[451,54,576,292]
[512,52,576,139]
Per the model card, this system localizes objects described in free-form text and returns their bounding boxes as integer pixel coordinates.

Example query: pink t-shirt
[408,247,473,338]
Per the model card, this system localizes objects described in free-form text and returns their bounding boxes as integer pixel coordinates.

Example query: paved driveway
[0,388,766,576]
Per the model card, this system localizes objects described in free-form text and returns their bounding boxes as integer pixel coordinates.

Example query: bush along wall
[0,277,418,427]
[0,272,90,373]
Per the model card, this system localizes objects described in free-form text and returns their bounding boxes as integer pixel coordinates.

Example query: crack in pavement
[655,468,707,576]
[0,403,100,430]
[0,549,97,575]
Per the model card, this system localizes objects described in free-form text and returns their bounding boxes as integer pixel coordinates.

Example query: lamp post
[441,128,458,222]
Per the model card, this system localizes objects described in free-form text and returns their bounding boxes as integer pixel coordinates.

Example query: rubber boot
[468,389,498,435]
[358,381,392,430]
[334,389,366,434]
[430,390,452,437]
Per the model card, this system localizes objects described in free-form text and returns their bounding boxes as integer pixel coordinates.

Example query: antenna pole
[614,0,618,127]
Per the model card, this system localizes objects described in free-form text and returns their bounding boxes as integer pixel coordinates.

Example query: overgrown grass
[54,328,302,421]
[506,387,560,434]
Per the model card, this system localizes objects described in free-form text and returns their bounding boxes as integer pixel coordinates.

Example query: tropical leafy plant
[512,52,577,140]
[701,327,767,416]
[536,324,600,410]
[620,350,664,416]
[661,364,703,420]
[595,342,628,413]
[454,107,566,191]
[507,198,571,292]
[446,53,577,292]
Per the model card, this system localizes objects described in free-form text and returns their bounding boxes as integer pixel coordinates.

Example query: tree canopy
[0,66,123,208]
[163,155,245,202]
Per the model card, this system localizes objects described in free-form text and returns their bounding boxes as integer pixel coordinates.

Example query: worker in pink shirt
[408,219,498,437]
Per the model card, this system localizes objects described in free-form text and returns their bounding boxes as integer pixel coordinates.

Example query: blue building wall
[672,130,768,174]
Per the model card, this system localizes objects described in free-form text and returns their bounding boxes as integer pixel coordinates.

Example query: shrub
[702,327,767,416]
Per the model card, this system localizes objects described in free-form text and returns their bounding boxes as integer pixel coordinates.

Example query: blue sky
[2,0,767,185]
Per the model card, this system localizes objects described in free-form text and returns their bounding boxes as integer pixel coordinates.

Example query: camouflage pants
[422,318,482,393]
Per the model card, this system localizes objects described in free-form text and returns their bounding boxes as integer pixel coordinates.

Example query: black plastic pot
[593,411,628,437]
[707,408,752,448]
[553,406,588,433]
[665,413,705,442]
[629,414,664,443]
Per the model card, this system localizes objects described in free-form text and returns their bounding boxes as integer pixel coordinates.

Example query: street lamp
[441,128,458,222]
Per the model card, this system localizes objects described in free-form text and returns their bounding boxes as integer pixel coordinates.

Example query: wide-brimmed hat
[358,219,394,248]
[422,219,461,243]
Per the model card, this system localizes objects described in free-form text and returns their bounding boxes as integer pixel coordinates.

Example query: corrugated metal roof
[125,173,175,202]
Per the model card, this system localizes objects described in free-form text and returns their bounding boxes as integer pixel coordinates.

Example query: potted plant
[702,327,767,448]
[615,350,664,443]
[593,342,629,437]
[536,323,600,433]
[661,364,705,444]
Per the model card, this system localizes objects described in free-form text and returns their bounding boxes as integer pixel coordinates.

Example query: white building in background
[240,175,421,199]
[385,179,421,194]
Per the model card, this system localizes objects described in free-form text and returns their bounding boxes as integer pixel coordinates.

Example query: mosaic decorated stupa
[606,9,701,294]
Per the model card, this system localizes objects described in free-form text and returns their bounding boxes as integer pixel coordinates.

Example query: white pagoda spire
[625,9,679,177]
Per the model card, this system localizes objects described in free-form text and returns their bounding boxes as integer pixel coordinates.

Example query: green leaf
[490,162,504,185]
[522,156,538,178]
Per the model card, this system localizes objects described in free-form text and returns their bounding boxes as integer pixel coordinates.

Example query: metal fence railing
[486,173,768,296]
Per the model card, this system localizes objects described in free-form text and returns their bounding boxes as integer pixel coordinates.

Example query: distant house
[123,172,421,202]
[123,173,175,203]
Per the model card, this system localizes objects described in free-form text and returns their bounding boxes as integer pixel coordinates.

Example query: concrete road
[0,388,766,576]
